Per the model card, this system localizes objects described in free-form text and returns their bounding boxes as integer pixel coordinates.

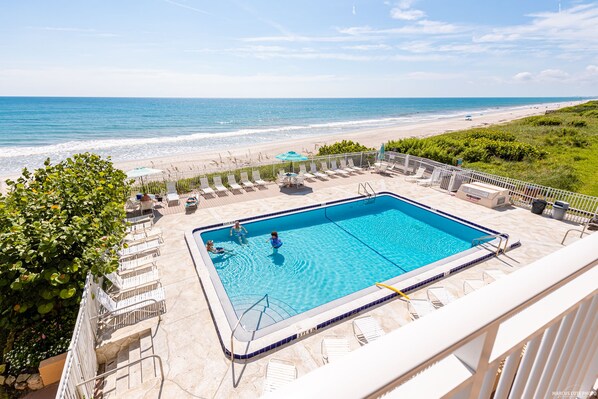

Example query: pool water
[200,195,487,330]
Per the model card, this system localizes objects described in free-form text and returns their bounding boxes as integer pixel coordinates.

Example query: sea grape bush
[0,153,129,330]
[317,140,374,155]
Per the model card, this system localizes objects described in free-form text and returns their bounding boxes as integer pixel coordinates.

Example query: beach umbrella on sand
[378,143,385,161]
[126,167,163,193]
[275,151,308,172]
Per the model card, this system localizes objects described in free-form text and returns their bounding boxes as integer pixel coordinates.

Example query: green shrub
[317,140,373,156]
[0,153,129,330]
[570,120,587,127]
[530,117,562,126]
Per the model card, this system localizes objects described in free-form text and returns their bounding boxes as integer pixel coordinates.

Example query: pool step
[231,295,297,328]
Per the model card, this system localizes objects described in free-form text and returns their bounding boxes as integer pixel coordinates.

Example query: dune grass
[386,101,598,196]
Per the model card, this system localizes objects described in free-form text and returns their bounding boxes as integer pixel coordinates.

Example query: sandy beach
[113,100,587,176]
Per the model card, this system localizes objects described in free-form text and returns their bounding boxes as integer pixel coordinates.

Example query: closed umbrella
[378,143,385,161]
[275,151,308,172]
[126,167,163,193]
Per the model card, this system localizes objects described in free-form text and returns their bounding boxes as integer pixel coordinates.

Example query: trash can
[531,199,547,215]
[552,201,569,220]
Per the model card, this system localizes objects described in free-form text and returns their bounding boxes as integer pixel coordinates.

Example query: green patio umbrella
[126,167,163,193]
[275,151,308,172]
[378,143,385,161]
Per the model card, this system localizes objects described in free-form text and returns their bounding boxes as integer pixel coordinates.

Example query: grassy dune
[386,101,598,196]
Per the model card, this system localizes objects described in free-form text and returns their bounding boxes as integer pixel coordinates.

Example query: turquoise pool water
[199,195,487,329]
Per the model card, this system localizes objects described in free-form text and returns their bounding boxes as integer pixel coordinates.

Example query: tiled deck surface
[118,171,588,399]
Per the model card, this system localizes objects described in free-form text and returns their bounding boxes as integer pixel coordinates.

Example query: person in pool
[206,240,233,254]
[267,231,283,252]
[229,221,248,244]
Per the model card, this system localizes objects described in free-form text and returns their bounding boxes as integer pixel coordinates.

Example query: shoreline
[112,100,586,175]
[0,100,589,182]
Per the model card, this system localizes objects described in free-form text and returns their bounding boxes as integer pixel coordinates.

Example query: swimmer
[206,240,233,254]
[267,231,283,253]
[229,221,248,244]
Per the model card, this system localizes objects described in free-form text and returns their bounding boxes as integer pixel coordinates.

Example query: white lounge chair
[348,158,363,172]
[240,172,254,189]
[321,161,336,176]
[119,254,156,273]
[310,162,328,179]
[262,359,297,394]
[125,227,163,243]
[339,159,355,174]
[96,285,165,329]
[126,220,152,234]
[106,266,160,291]
[299,164,315,179]
[408,299,436,320]
[331,160,349,175]
[166,182,180,205]
[405,167,427,182]
[125,198,140,213]
[374,163,388,174]
[119,237,161,259]
[212,176,228,193]
[352,315,385,345]
[417,168,441,187]
[321,337,351,364]
[463,279,486,295]
[252,170,267,186]
[427,286,456,308]
[199,177,215,197]
[125,214,153,225]
[483,269,507,283]
[227,174,243,192]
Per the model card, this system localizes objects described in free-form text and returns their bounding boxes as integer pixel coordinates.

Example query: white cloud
[390,8,425,21]
[406,71,464,80]
[343,44,392,51]
[538,69,570,80]
[162,0,210,15]
[586,65,598,74]
[352,5,356,15]
[513,72,533,81]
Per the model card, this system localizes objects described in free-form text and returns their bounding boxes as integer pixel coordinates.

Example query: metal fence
[56,275,99,399]
[385,151,598,224]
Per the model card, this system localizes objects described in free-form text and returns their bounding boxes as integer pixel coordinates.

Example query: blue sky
[1,0,597,97]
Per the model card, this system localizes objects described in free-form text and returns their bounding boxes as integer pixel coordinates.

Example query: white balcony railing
[266,233,598,399]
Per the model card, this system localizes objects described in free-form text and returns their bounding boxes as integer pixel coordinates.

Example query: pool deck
[115,171,587,398]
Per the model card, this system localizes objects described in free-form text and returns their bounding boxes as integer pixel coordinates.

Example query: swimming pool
[188,192,512,358]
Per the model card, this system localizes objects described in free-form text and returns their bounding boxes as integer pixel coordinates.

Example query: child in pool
[229,221,248,244]
[267,231,283,252]
[206,240,233,254]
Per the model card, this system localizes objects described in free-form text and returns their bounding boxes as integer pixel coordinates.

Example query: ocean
[0,97,585,176]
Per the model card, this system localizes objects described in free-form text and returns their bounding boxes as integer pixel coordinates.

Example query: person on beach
[206,240,233,255]
[230,221,248,244]
[267,231,283,253]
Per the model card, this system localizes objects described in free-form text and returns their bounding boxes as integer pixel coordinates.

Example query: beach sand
[113,100,586,175]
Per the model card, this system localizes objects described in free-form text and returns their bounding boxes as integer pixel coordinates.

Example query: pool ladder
[471,234,509,256]
[358,182,376,202]
[230,294,269,364]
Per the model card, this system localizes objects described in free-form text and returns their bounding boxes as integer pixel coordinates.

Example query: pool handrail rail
[230,293,270,363]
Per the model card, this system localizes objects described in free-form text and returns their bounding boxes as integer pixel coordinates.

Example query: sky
[1,0,597,97]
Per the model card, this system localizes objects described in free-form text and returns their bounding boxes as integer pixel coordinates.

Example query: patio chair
[299,164,315,179]
[125,198,140,213]
[352,315,385,345]
[483,269,507,283]
[126,220,152,234]
[105,265,160,292]
[310,162,328,179]
[119,237,161,259]
[125,227,163,243]
[227,174,243,192]
[252,170,267,186]
[95,284,165,329]
[330,160,349,175]
[119,254,156,273]
[463,279,486,295]
[348,158,363,172]
[408,299,436,320]
[374,163,388,174]
[339,159,355,174]
[321,161,337,176]
[166,182,180,205]
[139,199,154,215]
[321,337,351,364]
[240,172,254,189]
[417,168,441,187]
[427,286,456,308]
[212,176,228,193]
[199,177,215,197]
[405,167,427,182]
[262,359,297,394]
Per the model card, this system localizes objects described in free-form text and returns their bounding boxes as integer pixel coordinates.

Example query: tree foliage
[0,153,129,329]
[317,140,374,156]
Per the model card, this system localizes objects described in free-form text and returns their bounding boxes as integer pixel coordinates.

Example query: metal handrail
[561,222,594,245]
[471,234,506,256]
[230,294,269,363]
[76,354,164,392]
[358,182,376,198]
